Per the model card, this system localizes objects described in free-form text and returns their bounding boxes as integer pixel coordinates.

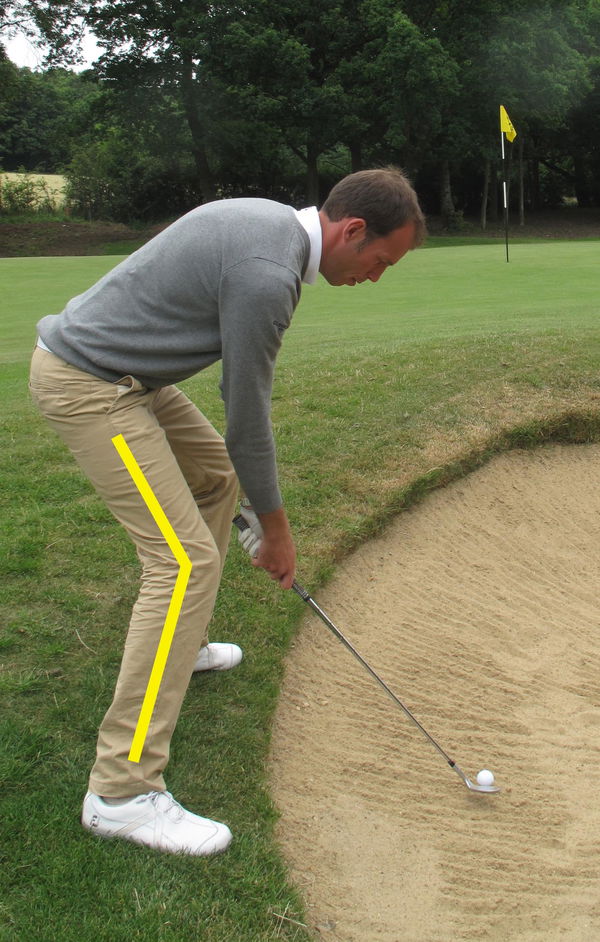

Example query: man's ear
[342,217,368,243]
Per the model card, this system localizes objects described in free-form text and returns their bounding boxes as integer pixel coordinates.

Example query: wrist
[257,506,290,538]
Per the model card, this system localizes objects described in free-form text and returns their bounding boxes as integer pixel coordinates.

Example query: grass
[2,257,129,362]
[1,238,600,941]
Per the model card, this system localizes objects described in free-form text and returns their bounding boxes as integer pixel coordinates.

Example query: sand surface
[270,443,600,941]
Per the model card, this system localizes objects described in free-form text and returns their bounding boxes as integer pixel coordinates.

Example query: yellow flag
[500,105,517,142]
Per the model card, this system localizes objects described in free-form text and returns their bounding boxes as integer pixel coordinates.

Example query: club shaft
[232,514,458,775]
[291,580,456,770]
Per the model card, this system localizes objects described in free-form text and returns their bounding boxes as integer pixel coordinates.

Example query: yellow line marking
[111,433,192,763]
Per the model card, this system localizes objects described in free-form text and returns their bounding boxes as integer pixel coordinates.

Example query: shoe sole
[81,817,232,856]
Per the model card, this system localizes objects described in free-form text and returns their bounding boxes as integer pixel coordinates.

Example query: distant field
[2,172,67,206]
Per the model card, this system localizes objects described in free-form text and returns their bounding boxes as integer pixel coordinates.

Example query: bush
[0,171,58,216]
[64,138,203,223]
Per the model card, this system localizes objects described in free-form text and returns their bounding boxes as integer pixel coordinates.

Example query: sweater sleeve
[218,257,301,514]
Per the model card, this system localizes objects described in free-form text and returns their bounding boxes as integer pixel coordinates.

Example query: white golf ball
[476,769,495,786]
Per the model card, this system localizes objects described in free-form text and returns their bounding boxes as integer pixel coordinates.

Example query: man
[29,167,425,857]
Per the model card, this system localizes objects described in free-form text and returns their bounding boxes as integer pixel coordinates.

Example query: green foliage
[0,64,101,171]
[376,9,460,166]
[62,77,205,222]
[2,0,600,218]
[0,168,57,214]
[0,0,85,66]
[64,134,201,223]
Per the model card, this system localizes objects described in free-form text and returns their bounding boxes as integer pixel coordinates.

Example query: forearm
[225,430,282,515]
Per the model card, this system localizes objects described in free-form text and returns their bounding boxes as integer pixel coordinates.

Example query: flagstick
[501,130,511,262]
[501,129,509,262]
[499,105,517,262]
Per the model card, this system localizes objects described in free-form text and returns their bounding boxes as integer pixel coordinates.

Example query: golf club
[233,514,501,795]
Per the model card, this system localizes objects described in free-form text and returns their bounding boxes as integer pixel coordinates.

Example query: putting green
[280,240,600,377]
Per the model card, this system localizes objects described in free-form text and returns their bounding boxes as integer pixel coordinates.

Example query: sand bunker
[270,443,600,941]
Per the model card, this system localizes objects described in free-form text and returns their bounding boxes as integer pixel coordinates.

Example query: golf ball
[476,769,495,786]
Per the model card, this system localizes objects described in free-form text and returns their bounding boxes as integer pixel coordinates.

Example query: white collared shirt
[293,206,321,284]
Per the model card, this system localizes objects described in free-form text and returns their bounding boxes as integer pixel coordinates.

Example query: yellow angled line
[111,433,192,763]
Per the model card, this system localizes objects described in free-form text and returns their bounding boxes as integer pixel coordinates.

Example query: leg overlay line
[111,434,192,763]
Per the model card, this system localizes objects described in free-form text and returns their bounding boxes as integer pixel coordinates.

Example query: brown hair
[321,166,426,247]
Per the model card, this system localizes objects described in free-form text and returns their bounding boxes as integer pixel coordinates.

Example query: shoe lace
[148,790,185,822]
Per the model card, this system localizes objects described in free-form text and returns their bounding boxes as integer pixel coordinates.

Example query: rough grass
[1,238,600,941]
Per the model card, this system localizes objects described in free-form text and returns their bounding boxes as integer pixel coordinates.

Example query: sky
[4,30,101,70]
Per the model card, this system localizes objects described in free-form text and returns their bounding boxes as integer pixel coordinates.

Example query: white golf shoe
[81,790,232,856]
[193,642,243,673]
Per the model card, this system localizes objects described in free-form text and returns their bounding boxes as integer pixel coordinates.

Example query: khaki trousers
[29,347,238,797]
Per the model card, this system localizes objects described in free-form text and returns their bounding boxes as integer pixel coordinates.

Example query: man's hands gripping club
[237,501,296,589]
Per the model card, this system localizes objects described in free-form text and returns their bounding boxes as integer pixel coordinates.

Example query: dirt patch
[271,442,600,941]
[0,221,158,257]
[427,207,600,241]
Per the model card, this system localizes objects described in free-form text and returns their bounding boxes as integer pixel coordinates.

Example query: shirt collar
[293,206,321,284]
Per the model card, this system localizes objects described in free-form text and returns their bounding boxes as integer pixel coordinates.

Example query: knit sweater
[37,198,311,514]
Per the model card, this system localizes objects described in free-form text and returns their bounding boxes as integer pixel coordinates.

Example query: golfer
[29,167,425,856]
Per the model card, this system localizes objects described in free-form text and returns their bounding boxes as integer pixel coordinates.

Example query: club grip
[233,514,308,599]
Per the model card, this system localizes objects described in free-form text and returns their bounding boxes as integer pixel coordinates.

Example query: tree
[484,5,590,220]
[566,57,600,206]
[373,10,460,178]
[76,0,245,201]
[0,0,85,65]
[398,0,597,222]
[209,0,367,203]
[3,0,599,219]
[0,65,101,171]
[64,76,205,221]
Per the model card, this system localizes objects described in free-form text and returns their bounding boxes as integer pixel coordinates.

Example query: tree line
[1,0,599,224]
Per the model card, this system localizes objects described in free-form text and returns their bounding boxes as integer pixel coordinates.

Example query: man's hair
[321,166,426,247]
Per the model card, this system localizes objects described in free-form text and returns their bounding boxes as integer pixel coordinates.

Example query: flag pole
[499,105,517,263]
[501,128,509,262]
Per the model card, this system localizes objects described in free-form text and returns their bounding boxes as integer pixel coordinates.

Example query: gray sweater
[37,198,311,514]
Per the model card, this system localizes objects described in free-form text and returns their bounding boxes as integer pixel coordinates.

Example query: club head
[452,763,501,794]
[464,778,501,794]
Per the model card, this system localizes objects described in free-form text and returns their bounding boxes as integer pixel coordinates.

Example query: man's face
[321,219,416,287]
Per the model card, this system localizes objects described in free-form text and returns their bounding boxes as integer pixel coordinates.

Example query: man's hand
[238,503,296,589]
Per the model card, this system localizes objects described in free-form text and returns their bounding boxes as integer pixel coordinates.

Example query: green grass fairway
[3,241,598,363]
[2,256,120,364]
[1,239,600,941]
[291,240,600,347]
